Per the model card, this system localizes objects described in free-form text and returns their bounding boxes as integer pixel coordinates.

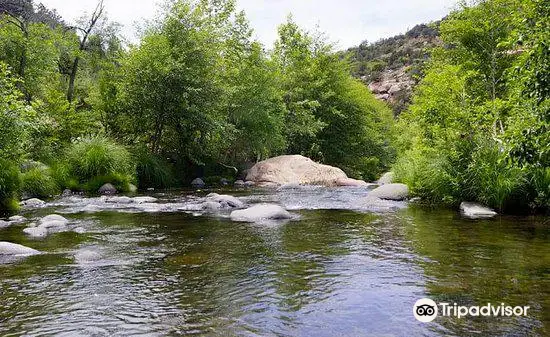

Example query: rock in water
[230,204,292,222]
[377,172,395,185]
[234,180,245,187]
[335,178,370,187]
[460,202,497,219]
[20,198,46,207]
[9,215,26,223]
[246,155,348,186]
[23,226,48,238]
[191,178,205,188]
[0,220,10,229]
[39,214,69,226]
[207,194,244,208]
[133,196,158,204]
[0,242,39,255]
[98,183,117,195]
[369,183,409,201]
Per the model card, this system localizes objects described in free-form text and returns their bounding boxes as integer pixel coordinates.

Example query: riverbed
[1,187,549,336]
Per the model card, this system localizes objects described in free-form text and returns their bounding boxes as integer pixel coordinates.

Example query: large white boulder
[369,183,409,201]
[39,214,69,227]
[246,155,348,186]
[206,194,244,208]
[460,202,497,219]
[0,242,40,255]
[230,204,292,222]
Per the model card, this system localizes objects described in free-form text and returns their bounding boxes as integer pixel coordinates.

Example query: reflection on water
[0,190,549,336]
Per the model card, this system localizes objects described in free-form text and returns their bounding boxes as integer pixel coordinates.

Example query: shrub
[63,135,136,192]
[20,166,59,199]
[0,159,21,211]
[133,148,175,189]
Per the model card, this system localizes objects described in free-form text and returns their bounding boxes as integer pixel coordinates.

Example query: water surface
[1,188,548,336]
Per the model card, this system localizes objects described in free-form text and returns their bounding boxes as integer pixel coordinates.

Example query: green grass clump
[63,135,136,192]
[20,166,60,199]
[0,159,21,211]
[133,148,175,189]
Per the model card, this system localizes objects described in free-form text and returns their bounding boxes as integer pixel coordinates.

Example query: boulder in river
[460,202,497,219]
[205,193,245,209]
[0,242,40,255]
[234,180,245,187]
[133,196,158,204]
[369,183,409,201]
[39,214,69,226]
[246,155,348,186]
[191,178,205,189]
[98,183,117,195]
[0,220,10,229]
[230,204,292,222]
[23,226,48,238]
[8,215,26,223]
[335,177,370,187]
[20,198,46,207]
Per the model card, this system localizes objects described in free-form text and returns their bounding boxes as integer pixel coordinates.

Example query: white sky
[39,0,457,49]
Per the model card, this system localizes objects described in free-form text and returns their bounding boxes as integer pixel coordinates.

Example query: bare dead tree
[66,0,104,102]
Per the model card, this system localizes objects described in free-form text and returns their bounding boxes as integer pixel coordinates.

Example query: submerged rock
[460,202,497,219]
[0,242,40,255]
[133,196,158,204]
[230,204,292,222]
[369,183,409,201]
[98,183,117,195]
[20,198,46,207]
[246,155,348,186]
[191,178,205,188]
[377,172,395,185]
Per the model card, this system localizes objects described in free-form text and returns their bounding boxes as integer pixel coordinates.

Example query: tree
[66,0,105,102]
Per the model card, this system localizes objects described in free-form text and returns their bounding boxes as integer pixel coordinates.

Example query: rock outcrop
[369,183,409,201]
[246,155,352,187]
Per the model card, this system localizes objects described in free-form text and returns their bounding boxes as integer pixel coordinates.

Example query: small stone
[98,183,117,195]
[191,178,205,188]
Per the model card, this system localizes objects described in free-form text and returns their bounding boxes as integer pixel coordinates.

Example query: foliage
[20,166,59,198]
[273,18,395,180]
[0,159,21,210]
[394,0,548,213]
[133,148,175,189]
[63,135,135,191]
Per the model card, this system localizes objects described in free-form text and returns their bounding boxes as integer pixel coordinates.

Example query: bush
[63,135,136,192]
[133,148,175,189]
[20,166,59,199]
[0,159,21,211]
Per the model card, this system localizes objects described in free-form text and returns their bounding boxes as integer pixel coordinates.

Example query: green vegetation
[62,136,135,192]
[0,0,393,209]
[0,0,547,214]
[394,0,549,213]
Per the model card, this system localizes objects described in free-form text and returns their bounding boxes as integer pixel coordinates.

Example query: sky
[39,0,458,49]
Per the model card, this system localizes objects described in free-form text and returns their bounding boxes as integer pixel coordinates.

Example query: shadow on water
[0,192,549,336]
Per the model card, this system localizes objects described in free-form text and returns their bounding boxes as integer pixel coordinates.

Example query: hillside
[346,22,441,114]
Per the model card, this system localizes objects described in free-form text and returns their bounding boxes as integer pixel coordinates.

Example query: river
[1,187,549,336]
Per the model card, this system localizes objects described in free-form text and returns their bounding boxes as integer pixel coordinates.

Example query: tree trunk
[67,56,80,102]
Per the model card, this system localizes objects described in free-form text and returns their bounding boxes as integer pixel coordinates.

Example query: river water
[0,187,549,336]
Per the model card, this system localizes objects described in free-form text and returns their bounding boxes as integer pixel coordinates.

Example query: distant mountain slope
[345,22,441,115]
